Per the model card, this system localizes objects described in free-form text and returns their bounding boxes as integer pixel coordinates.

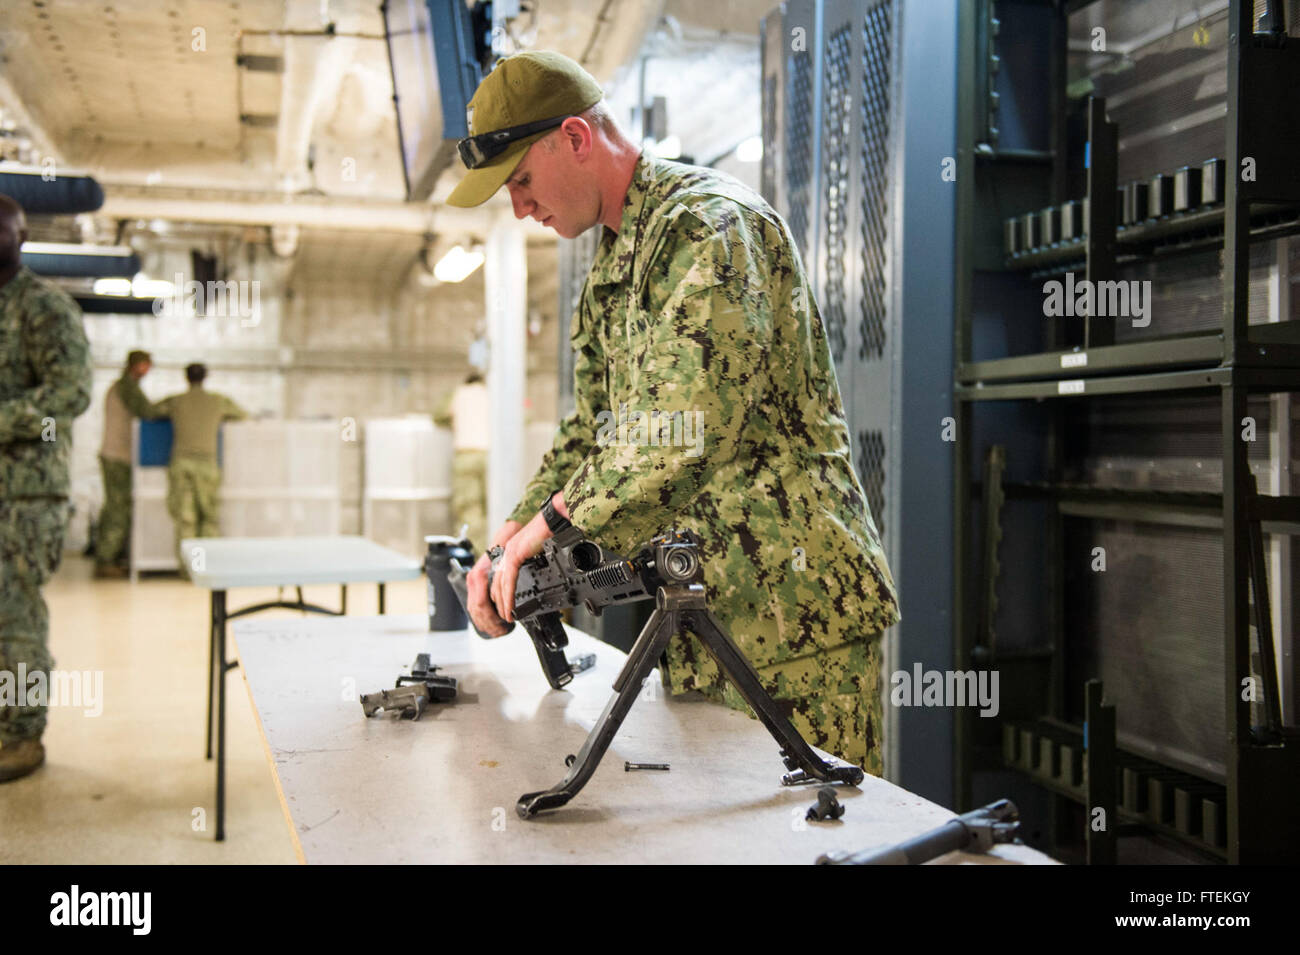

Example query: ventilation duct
[0,166,105,214]
[73,295,160,315]
[21,242,140,278]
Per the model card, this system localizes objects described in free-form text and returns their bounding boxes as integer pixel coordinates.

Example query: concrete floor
[0,554,428,864]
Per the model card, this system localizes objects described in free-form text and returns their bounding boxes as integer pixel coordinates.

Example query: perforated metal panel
[555,229,600,416]
[821,23,853,365]
[856,428,887,538]
[786,46,815,257]
[859,1,892,361]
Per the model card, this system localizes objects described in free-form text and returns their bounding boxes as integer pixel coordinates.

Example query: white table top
[180,535,422,590]
[233,614,1058,865]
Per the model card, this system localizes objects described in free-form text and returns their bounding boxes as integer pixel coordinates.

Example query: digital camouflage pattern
[699,639,885,777]
[0,267,92,499]
[167,456,221,580]
[95,456,133,565]
[509,154,900,768]
[0,266,90,743]
[158,386,245,579]
[0,501,69,741]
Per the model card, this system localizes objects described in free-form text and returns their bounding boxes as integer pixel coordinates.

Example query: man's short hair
[542,101,615,150]
[185,363,207,384]
[126,350,152,367]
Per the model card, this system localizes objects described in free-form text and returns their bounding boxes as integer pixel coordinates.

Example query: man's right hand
[466,520,523,637]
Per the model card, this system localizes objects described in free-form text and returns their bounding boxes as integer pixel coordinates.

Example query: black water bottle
[424,534,473,631]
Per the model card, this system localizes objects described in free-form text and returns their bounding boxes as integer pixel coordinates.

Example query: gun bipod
[516,581,865,818]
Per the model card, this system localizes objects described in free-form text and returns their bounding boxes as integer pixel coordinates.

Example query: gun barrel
[817,799,1020,865]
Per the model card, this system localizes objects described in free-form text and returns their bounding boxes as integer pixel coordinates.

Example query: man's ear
[562,117,594,162]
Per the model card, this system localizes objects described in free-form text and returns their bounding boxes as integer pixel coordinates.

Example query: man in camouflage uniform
[455,53,900,774]
[157,363,247,580]
[432,371,489,551]
[95,349,164,577]
[0,193,93,782]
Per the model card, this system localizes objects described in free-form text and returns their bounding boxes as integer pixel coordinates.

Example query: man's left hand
[490,492,570,622]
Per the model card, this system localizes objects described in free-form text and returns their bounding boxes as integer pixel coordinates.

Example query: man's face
[130,360,152,379]
[0,211,26,267]
[504,130,597,239]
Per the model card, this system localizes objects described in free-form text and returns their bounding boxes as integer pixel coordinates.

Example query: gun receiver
[449,524,644,688]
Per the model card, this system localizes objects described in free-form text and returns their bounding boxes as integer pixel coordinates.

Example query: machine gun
[449,526,865,818]
[816,799,1022,864]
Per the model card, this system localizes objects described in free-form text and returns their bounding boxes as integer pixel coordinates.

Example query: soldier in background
[454,54,901,775]
[0,193,93,782]
[157,363,247,580]
[94,349,163,578]
[432,371,489,551]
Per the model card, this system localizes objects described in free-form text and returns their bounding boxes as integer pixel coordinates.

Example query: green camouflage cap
[446,51,604,208]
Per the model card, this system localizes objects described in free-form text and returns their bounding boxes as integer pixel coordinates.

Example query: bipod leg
[516,601,678,817]
[682,604,865,787]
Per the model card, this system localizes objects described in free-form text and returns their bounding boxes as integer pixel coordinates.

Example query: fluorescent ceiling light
[92,277,132,296]
[433,245,484,283]
[736,136,763,163]
[131,272,175,298]
[21,241,135,257]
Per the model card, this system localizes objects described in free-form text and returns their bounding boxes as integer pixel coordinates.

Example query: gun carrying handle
[447,557,515,640]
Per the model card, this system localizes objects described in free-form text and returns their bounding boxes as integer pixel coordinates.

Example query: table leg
[214,589,228,842]
[341,583,348,614]
[378,582,386,614]
[206,592,216,760]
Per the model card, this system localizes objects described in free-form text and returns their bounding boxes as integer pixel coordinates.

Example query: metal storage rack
[954,0,1300,863]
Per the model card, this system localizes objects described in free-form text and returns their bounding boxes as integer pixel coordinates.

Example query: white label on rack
[1061,352,1088,368]
[1058,379,1086,395]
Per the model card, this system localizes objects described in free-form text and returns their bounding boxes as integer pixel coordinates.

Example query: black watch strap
[542,492,572,534]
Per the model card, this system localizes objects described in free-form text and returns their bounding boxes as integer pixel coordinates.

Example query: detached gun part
[360,653,458,721]
[360,685,428,721]
[624,762,670,772]
[816,798,1021,865]
[806,786,845,821]
[511,528,865,819]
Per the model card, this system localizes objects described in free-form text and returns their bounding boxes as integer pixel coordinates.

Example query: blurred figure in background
[433,371,489,551]
[94,349,163,578]
[0,193,92,781]
[157,363,247,580]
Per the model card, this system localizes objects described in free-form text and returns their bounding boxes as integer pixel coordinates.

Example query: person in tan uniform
[432,371,489,551]
[94,349,163,577]
[157,363,247,579]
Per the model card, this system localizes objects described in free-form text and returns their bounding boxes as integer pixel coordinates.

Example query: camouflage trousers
[167,456,221,580]
[451,449,487,553]
[695,638,885,778]
[0,498,70,743]
[95,456,132,566]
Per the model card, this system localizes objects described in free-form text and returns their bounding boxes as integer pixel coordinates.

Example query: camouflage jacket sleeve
[0,288,92,443]
[560,207,770,547]
[117,373,166,419]
[507,296,608,526]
